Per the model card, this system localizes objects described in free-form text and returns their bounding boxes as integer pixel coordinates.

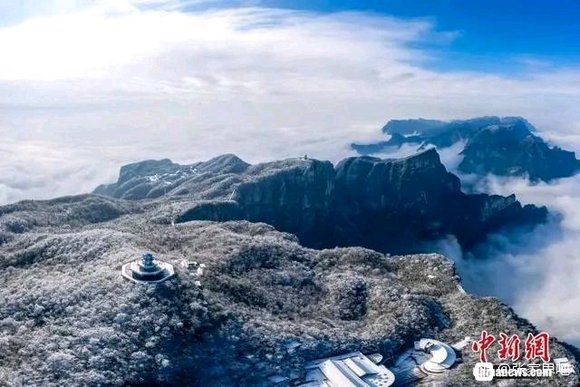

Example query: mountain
[351,116,580,181]
[459,121,580,181]
[94,154,250,200]
[94,150,547,254]
[0,199,577,386]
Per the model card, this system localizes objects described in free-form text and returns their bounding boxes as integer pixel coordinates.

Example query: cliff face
[459,123,580,181]
[331,149,545,251]
[332,150,462,251]
[352,116,580,182]
[95,150,547,253]
[233,159,336,247]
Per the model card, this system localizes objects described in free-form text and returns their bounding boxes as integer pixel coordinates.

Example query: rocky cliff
[459,121,580,181]
[96,150,546,253]
[94,154,250,200]
[331,150,545,251]
[351,116,580,182]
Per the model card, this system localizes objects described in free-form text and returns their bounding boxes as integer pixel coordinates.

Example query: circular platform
[121,253,175,284]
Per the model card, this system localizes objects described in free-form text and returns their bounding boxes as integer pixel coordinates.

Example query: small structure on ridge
[121,253,175,284]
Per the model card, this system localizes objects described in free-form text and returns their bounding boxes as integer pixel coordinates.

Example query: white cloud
[432,175,580,345]
[0,139,123,204]
[1,0,579,202]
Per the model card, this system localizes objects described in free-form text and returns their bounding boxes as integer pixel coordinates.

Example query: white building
[414,339,457,374]
[121,253,175,284]
[299,351,395,387]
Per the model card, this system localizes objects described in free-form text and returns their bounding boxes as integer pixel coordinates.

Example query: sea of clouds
[452,174,580,346]
[407,141,580,346]
[3,0,580,203]
[370,135,580,345]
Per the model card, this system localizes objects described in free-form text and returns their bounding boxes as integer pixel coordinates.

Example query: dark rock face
[95,150,547,253]
[331,150,546,252]
[459,122,580,181]
[352,116,580,181]
[233,159,336,247]
[332,150,461,251]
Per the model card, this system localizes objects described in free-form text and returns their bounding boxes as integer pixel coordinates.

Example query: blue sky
[1,0,578,74]
[2,0,580,205]
[258,0,580,73]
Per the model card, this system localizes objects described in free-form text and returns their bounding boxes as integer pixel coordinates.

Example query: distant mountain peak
[459,122,580,181]
[352,116,579,182]
[94,154,250,200]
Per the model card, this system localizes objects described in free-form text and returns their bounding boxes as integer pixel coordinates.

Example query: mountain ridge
[352,116,580,181]
[93,149,547,254]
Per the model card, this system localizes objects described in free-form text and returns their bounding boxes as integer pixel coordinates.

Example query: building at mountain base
[391,338,464,384]
[297,351,395,387]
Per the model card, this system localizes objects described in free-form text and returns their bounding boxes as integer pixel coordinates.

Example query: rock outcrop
[331,150,546,252]
[93,150,546,254]
[459,121,580,181]
[94,154,249,200]
[352,116,580,181]
[232,158,336,247]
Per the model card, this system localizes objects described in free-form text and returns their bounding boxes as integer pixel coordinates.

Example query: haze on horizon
[1,0,580,203]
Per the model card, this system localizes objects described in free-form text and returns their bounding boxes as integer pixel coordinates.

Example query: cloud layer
[429,174,580,346]
[2,1,580,204]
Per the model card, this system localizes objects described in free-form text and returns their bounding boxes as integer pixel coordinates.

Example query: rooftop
[300,351,395,387]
